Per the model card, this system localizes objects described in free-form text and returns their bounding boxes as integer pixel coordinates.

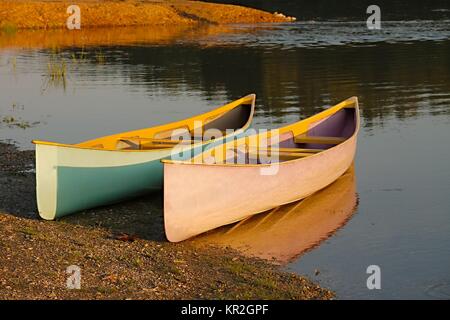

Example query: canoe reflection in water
[194,166,358,264]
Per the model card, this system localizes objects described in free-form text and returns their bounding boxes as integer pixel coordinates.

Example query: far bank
[0,0,295,30]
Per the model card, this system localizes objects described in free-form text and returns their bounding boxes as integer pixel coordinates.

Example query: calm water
[1,21,449,299]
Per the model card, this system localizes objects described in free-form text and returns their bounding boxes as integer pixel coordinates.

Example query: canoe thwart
[294,134,346,145]
[119,137,200,145]
[248,147,323,153]
[247,151,314,158]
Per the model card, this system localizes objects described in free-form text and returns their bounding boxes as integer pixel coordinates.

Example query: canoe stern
[35,143,58,220]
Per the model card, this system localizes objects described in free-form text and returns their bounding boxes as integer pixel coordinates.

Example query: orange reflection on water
[193,166,358,265]
[0,25,237,49]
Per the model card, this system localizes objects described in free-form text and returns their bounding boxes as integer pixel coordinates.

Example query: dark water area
[206,0,450,21]
[1,20,449,298]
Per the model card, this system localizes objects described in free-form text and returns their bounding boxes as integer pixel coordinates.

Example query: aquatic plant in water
[71,47,88,63]
[95,50,106,64]
[9,56,16,73]
[1,116,39,129]
[43,51,67,91]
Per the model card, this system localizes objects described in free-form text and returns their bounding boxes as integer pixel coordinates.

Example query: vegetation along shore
[0,0,295,30]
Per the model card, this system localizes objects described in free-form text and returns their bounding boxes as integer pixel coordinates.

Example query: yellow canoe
[32,94,255,220]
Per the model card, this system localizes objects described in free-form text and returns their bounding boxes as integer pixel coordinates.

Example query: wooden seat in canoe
[294,134,346,145]
[120,137,199,144]
[117,136,203,149]
[248,151,315,159]
[248,147,323,153]
[212,146,320,165]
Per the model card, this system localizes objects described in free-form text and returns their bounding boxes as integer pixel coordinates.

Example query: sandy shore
[0,0,294,30]
[0,142,332,299]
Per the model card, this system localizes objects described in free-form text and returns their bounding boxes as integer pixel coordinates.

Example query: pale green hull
[48,144,209,219]
[55,159,163,218]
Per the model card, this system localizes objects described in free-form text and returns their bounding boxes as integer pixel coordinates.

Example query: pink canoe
[163,96,360,242]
